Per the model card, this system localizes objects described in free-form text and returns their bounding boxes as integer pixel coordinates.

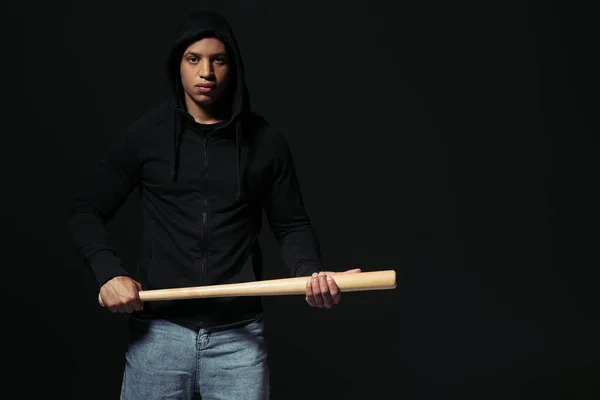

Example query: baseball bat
[99,270,396,306]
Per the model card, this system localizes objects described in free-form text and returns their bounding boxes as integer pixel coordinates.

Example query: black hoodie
[68,11,324,326]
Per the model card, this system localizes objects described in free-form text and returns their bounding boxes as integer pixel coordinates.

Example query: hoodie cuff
[293,260,324,277]
[88,250,130,288]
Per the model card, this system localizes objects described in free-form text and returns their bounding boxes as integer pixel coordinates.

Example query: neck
[184,95,228,125]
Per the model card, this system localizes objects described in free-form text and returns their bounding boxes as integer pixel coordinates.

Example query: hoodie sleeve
[67,125,142,288]
[263,134,324,277]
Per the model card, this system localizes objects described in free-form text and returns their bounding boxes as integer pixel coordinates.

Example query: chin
[192,94,216,105]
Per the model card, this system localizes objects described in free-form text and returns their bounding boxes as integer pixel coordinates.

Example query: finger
[125,291,140,313]
[305,276,315,306]
[102,296,118,312]
[326,275,341,304]
[311,274,324,308]
[131,291,143,311]
[343,268,362,273]
[132,298,144,311]
[115,298,132,313]
[318,273,333,308]
[111,304,123,313]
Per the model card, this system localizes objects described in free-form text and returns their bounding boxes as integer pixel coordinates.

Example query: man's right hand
[99,276,144,313]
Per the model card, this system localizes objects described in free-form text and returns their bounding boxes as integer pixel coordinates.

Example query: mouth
[195,83,216,93]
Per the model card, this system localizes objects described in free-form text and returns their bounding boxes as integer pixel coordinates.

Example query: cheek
[217,67,230,85]
[180,67,194,87]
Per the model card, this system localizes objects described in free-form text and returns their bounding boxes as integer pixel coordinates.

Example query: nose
[198,59,214,79]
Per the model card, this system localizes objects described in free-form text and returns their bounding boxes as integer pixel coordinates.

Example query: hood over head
[165,11,250,199]
[166,10,250,119]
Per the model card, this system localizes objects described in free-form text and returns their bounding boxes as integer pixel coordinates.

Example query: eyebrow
[185,52,228,58]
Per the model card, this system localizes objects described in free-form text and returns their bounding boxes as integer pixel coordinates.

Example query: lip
[196,83,216,93]
[196,85,215,93]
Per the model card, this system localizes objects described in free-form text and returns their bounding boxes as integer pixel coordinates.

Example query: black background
[1,1,598,399]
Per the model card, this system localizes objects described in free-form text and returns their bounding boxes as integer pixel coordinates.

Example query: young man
[68,10,360,400]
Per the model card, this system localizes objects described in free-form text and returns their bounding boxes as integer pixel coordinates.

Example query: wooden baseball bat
[99,270,396,306]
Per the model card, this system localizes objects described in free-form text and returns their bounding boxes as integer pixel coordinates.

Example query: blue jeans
[120,314,270,400]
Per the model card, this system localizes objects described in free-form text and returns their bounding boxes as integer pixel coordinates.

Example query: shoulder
[114,102,172,147]
[243,112,292,157]
[126,102,172,136]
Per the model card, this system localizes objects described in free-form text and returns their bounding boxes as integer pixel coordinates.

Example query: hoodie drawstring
[235,119,242,201]
[171,109,184,182]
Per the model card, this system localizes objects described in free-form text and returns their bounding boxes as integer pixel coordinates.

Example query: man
[68,10,360,400]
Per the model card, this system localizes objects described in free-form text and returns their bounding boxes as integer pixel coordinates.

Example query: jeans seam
[195,333,200,396]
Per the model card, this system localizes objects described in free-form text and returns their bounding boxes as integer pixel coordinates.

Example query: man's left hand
[305,269,362,308]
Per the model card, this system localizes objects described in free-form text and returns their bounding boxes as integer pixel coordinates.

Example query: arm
[262,132,362,309]
[67,126,141,289]
[262,134,324,277]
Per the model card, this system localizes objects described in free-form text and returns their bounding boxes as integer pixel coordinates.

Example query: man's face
[180,37,230,107]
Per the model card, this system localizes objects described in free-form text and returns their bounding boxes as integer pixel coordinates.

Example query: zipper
[200,124,224,286]
[202,135,209,286]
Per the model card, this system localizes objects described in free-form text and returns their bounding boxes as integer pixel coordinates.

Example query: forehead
[183,37,227,54]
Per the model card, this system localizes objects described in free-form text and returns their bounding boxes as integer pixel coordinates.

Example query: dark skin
[98,37,362,313]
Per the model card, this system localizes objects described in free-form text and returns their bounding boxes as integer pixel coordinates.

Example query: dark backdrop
[1,1,598,399]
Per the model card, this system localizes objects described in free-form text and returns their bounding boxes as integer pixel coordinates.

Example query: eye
[213,56,227,64]
[187,56,198,63]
